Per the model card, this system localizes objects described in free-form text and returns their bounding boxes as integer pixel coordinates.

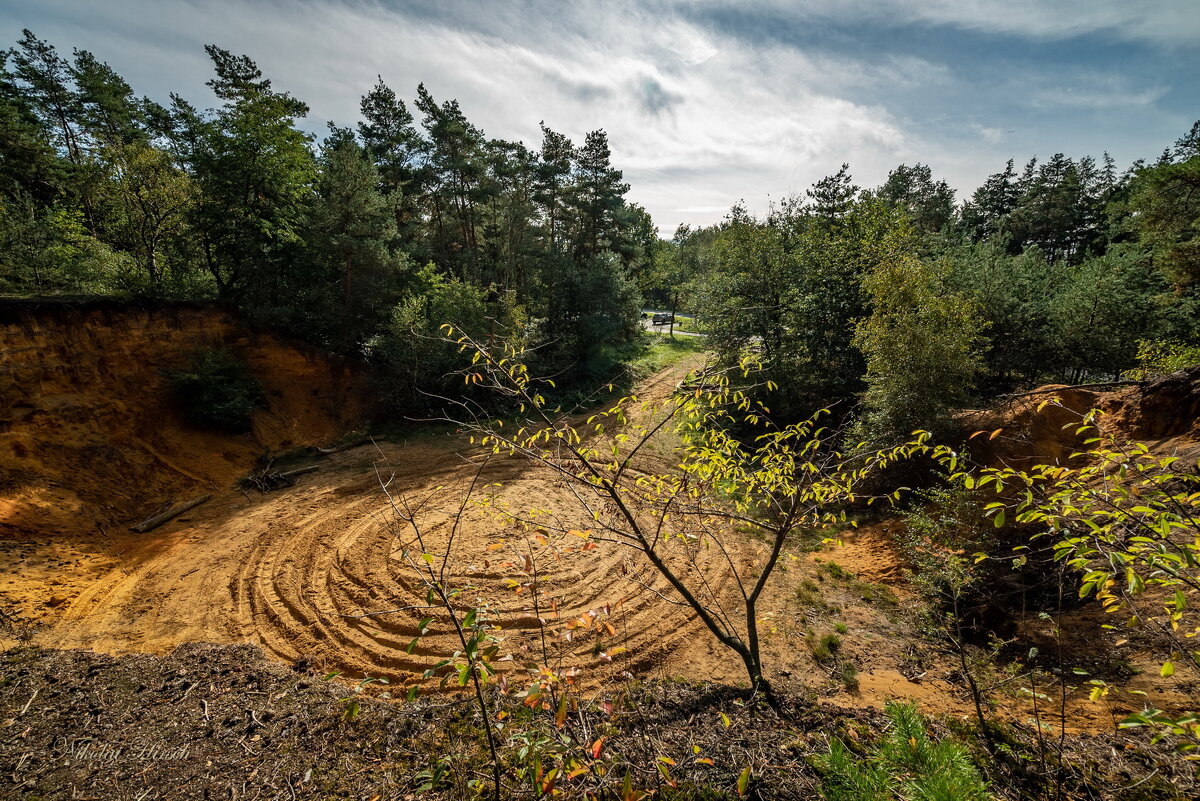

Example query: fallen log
[280,465,320,479]
[131,494,211,533]
[316,437,372,456]
[241,464,320,492]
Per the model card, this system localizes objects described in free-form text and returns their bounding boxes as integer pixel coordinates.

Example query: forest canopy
[649,137,1200,440]
[0,30,652,404]
[2,29,1197,430]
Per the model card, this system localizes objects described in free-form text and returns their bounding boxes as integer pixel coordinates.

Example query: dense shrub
[168,348,263,433]
[1124,338,1200,381]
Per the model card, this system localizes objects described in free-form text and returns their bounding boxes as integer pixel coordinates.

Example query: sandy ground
[0,358,933,707]
[2,360,737,687]
[4,357,1196,735]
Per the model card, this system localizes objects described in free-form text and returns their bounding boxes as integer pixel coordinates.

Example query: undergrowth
[817,701,991,801]
[167,347,263,433]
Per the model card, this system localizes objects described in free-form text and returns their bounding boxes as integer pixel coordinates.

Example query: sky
[3,0,1197,234]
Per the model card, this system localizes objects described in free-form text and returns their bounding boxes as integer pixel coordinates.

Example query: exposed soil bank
[0,301,369,624]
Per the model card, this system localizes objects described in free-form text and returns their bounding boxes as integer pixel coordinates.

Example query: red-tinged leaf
[603,622,617,637]
[591,737,605,759]
[696,758,714,766]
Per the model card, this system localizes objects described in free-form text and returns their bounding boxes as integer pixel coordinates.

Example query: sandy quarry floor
[4,358,1192,732]
[0,360,915,698]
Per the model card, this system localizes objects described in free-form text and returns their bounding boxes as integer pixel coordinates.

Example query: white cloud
[728,0,1200,46]
[1029,82,1167,110]
[3,0,1192,234]
[6,0,921,232]
[968,124,1005,145]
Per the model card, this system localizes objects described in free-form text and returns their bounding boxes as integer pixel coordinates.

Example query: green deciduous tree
[446,330,934,705]
[0,197,129,293]
[854,236,985,442]
[369,263,518,412]
[102,140,194,289]
[952,408,1200,753]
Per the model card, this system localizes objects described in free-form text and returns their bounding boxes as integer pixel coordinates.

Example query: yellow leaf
[737,765,751,797]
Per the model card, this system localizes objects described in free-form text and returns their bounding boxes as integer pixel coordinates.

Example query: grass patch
[855,582,899,606]
[787,527,828,553]
[837,661,859,690]
[671,316,706,334]
[795,579,835,612]
[627,332,708,377]
[813,559,899,608]
[817,560,854,582]
[809,632,842,663]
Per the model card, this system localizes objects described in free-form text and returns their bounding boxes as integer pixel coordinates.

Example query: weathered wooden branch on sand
[241,464,320,493]
[131,494,212,533]
[315,436,372,456]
